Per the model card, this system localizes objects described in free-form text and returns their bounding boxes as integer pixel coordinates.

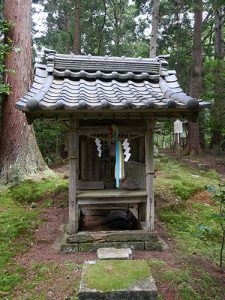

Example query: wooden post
[145,119,155,232]
[175,133,181,160]
[68,119,79,235]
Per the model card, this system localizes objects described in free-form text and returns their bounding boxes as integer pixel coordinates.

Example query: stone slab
[97,248,132,260]
[79,260,158,300]
[59,229,168,253]
[66,230,158,243]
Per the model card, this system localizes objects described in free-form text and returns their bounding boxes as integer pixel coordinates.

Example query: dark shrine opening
[79,208,142,232]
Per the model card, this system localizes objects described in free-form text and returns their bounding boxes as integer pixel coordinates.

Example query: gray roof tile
[16,51,210,115]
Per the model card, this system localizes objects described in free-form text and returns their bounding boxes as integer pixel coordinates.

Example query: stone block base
[79,260,158,300]
[59,228,167,253]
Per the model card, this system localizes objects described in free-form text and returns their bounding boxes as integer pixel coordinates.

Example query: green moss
[148,260,191,285]
[0,195,40,293]
[155,159,219,200]
[8,178,68,204]
[0,177,68,295]
[83,260,150,292]
[158,198,222,264]
[204,169,220,180]
[9,261,81,300]
[179,282,201,300]
[147,259,166,268]
[148,258,224,300]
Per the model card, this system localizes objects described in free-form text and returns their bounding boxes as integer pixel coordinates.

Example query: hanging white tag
[122,138,131,162]
[124,153,131,162]
[95,138,102,157]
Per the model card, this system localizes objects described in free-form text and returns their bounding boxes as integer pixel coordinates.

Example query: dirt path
[16,207,96,266]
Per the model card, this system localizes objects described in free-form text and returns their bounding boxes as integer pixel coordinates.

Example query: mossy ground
[148,259,224,300]
[155,158,223,265]
[8,177,68,204]
[0,156,224,299]
[0,195,39,296]
[83,260,150,292]
[0,176,68,296]
[10,261,81,300]
[155,157,219,200]
[158,199,223,264]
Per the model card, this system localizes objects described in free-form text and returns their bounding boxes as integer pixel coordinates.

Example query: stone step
[97,247,132,260]
[79,260,158,300]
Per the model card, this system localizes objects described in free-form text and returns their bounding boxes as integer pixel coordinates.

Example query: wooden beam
[68,119,79,234]
[78,126,146,135]
[27,110,197,122]
[145,119,155,232]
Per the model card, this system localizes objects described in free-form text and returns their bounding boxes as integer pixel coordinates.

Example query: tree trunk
[185,0,202,154]
[0,0,46,183]
[149,0,159,58]
[210,7,225,152]
[73,0,80,54]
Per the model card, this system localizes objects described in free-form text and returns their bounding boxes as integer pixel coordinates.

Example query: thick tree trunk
[0,0,46,183]
[73,0,80,54]
[210,7,225,152]
[149,0,159,58]
[185,0,202,154]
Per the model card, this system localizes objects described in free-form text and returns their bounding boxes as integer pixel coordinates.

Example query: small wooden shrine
[17,50,209,249]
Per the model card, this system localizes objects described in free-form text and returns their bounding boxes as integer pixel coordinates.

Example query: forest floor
[0,153,224,300]
[163,149,225,178]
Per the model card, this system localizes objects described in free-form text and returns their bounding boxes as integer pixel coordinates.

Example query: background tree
[0,0,46,183]
[73,0,80,54]
[35,0,139,57]
[0,1,12,134]
[149,0,159,58]
[210,4,225,152]
[185,0,203,154]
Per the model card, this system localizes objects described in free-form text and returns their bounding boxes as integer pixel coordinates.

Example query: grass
[10,261,81,300]
[148,259,224,300]
[155,157,219,200]
[153,157,224,298]
[0,195,39,296]
[154,158,223,264]
[158,197,223,265]
[0,176,68,296]
[8,177,68,204]
[83,260,150,292]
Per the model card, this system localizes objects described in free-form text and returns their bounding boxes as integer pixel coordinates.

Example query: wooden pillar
[145,119,155,232]
[68,119,79,235]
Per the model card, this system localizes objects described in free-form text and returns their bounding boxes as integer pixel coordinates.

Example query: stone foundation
[59,228,168,253]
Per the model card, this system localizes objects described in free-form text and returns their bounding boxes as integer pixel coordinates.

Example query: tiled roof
[16,50,210,116]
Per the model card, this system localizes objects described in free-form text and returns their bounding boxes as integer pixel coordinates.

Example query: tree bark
[73,0,80,54]
[149,0,159,58]
[185,0,202,154]
[210,7,225,152]
[0,0,46,183]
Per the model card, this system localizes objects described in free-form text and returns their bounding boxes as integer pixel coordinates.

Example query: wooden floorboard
[77,189,147,199]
